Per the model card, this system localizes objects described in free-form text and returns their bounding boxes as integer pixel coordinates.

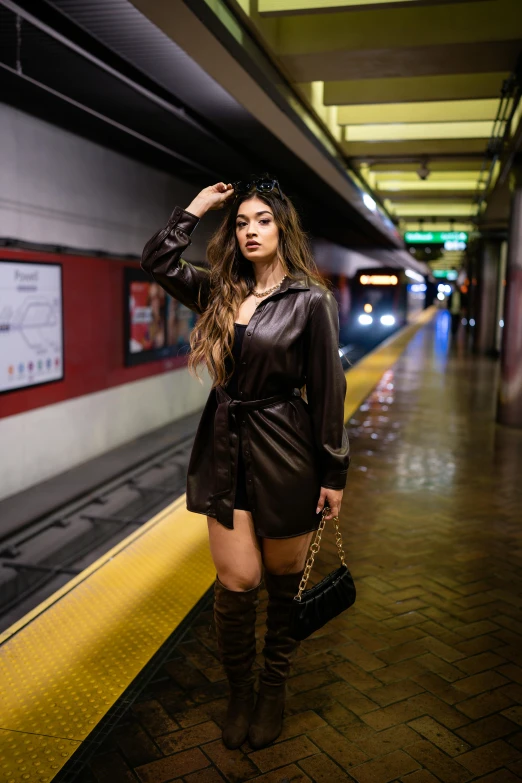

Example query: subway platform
[70,311,522,783]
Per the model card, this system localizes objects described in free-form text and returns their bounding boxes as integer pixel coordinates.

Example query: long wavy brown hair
[188,188,330,388]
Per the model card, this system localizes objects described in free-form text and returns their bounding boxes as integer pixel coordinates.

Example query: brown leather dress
[141,206,350,538]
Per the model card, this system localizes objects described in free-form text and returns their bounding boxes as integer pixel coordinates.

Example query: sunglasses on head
[232,175,285,202]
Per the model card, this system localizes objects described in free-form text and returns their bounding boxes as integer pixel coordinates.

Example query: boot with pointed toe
[213,577,260,749]
[248,570,303,750]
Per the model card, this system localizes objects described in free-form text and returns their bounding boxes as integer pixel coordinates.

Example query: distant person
[142,178,349,749]
[448,286,462,336]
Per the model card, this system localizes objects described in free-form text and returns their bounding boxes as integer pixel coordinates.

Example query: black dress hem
[186,502,321,540]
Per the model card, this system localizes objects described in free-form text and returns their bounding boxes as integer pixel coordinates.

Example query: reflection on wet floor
[79,313,522,783]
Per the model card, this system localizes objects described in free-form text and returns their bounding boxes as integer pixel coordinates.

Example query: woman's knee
[217,566,262,591]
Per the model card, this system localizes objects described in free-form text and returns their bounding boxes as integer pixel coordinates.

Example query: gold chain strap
[295,507,346,601]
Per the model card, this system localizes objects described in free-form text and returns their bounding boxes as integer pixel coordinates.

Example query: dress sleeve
[305,290,350,489]
[141,206,211,314]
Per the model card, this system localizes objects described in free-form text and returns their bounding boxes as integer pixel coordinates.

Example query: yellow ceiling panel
[403,222,475,232]
[338,99,499,125]
[323,73,509,106]
[345,121,494,141]
[260,0,423,12]
[374,171,482,182]
[376,180,483,191]
[275,0,522,55]
[368,161,485,172]
[394,203,477,216]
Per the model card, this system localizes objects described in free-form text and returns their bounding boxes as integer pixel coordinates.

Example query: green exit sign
[433,270,458,280]
[405,231,468,244]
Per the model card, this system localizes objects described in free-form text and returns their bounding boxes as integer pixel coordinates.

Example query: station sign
[0,259,64,393]
[433,270,458,280]
[405,231,468,244]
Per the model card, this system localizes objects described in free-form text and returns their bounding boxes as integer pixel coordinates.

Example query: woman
[141,177,350,750]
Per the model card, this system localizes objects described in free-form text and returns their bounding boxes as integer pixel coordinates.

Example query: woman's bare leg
[207,510,262,591]
[261,531,314,575]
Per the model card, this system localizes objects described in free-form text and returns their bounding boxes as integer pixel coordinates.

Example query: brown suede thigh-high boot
[248,569,303,749]
[213,577,260,749]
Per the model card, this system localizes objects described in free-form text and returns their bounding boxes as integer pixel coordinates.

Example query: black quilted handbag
[289,507,356,641]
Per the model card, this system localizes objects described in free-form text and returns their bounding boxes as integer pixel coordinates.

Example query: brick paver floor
[78,315,522,783]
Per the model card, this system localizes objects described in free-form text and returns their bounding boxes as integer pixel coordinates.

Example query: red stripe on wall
[0,248,191,420]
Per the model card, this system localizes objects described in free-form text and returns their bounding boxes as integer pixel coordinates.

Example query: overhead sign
[359,274,398,286]
[405,231,468,244]
[433,269,459,280]
[444,240,467,251]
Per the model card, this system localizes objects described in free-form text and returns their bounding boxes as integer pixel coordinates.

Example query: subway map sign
[0,259,64,393]
[404,231,468,244]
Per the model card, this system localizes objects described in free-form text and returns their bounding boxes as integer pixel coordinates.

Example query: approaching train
[348,266,427,333]
[333,266,430,358]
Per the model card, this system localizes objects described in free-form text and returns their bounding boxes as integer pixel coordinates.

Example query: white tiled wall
[0,367,212,500]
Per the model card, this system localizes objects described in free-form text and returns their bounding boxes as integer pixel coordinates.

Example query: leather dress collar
[276,274,310,294]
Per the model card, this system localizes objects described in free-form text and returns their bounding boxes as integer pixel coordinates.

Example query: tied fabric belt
[213,385,302,501]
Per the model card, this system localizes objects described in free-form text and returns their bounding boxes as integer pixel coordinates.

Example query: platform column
[475,239,504,356]
[497,171,522,427]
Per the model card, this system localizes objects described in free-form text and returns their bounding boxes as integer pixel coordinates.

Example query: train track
[0,432,196,631]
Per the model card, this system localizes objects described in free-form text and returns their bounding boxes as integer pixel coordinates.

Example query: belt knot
[212,386,301,504]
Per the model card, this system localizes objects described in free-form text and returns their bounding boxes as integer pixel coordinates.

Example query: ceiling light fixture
[417,159,430,181]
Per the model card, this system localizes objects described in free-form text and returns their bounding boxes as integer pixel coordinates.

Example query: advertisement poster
[0,259,64,394]
[125,269,196,365]
[129,280,167,353]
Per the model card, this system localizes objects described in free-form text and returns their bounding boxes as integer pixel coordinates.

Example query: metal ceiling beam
[0,61,219,177]
[281,41,520,82]
[0,0,221,143]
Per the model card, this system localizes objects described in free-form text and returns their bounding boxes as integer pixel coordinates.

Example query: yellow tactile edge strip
[0,306,436,783]
[343,306,435,421]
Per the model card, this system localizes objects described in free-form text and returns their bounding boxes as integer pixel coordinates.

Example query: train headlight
[380,315,395,326]
[358,314,373,325]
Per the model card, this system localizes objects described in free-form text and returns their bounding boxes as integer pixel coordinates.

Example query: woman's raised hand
[186,183,235,217]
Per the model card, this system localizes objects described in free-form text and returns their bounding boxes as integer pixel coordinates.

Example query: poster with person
[126,268,197,365]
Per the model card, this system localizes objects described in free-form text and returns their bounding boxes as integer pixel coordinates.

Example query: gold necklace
[251,274,287,298]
